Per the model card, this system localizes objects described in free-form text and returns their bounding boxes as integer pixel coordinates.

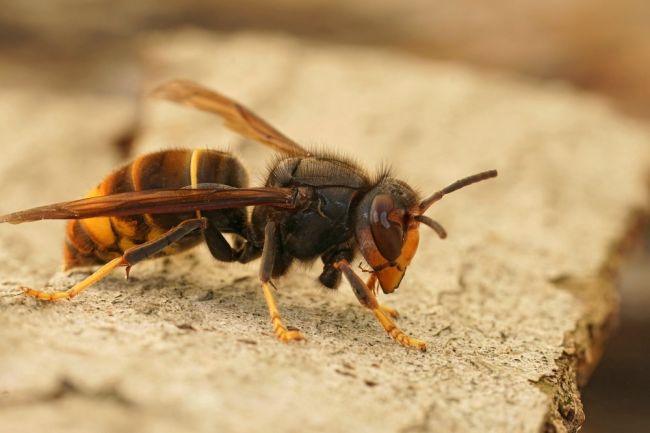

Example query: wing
[0,187,297,224]
[151,79,311,157]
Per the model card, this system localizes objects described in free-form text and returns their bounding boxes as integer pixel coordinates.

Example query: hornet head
[354,170,497,294]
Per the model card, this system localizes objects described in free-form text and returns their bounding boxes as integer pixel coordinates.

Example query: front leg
[320,254,400,320]
[334,260,426,351]
[365,273,400,319]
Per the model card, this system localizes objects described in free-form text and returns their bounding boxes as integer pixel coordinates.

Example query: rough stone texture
[0,31,649,433]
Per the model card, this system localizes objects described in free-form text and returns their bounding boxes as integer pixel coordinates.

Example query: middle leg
[258,221,304,343]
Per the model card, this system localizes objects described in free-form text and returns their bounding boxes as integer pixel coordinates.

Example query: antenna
[418,170,497,213]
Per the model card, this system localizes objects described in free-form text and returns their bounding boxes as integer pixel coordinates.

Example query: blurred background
[0,1,648,431]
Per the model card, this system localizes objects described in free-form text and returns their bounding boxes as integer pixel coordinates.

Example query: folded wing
[0,187,297,224]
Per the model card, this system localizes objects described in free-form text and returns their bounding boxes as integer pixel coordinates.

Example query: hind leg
[23,218,207,301]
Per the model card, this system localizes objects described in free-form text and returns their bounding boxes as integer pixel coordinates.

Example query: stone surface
[0,31,648,433]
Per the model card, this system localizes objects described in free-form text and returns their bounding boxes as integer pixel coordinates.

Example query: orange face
[355,191,421,294]
[371,223,420,293]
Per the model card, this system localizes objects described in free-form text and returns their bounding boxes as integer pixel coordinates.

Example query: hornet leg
[203,224,261,264]
[365,273,400,319]
[334,260,426,351]
[23,218,207,301]
[320,251,399,319]
[259,222,304,343]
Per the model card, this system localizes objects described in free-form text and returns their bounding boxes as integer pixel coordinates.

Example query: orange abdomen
[64,149,248,269]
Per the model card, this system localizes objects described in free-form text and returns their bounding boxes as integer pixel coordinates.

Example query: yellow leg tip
[271,317,305,342]
[262,281,305,344]
[373,308,427,351]
[276,328,306,343]
[22,287,64,301]
[392,332,427,351]
[20,257,125,303]
[396,335,427,351]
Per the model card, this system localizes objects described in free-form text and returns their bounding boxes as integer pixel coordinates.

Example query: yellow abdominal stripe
[79,186,116,248]
[190,148,203,219]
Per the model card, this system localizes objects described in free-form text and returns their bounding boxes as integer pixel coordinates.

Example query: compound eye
[369,194,405,261]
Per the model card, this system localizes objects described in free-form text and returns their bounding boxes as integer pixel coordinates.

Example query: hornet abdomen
[64,149,248,269]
